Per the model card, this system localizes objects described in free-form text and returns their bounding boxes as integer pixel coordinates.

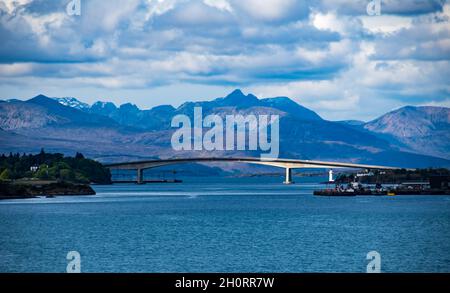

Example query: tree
[35,165,50,180]
[75,172,89,184]
[0,151,111,184]
[75,152,85,160]
[0,169,11,181]
[59,169,75,181]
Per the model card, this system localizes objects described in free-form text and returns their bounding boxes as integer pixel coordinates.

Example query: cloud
[378,0,445,16]
[231,0,300,21]
[0,0,33,14]
[370,6,450,61]
[0,0,448,120]
[152,0,232,27]
[0,63,34,76]
[311,11,367,37]
[203,0,232,12]
[360,15,412,34]
[144,0,181,19]
[319,0,445,16]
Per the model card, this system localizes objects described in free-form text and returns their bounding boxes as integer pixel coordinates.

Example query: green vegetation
[336,168,450,184]
[0,168,11,180]
[0,149,111,184]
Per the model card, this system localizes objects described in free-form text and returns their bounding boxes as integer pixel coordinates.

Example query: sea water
[0,176,449,272]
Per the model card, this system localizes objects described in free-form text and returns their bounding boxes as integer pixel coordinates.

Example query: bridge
[104,157,401,184]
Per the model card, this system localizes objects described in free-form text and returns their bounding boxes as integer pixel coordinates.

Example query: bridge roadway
[104,157,401,184]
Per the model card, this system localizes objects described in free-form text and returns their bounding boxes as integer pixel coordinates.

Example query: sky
[0,0,449,121]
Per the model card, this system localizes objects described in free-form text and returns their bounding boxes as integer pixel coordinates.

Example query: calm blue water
[1,176,450,272]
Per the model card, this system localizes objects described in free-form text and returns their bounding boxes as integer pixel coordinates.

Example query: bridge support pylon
[137,168,144,184]
[284,168,293,184]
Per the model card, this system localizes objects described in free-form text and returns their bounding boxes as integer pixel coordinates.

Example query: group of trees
[336,168,450,184]
[0,149,111,184]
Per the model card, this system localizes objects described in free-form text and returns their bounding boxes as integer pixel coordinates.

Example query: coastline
[0,181,96,200]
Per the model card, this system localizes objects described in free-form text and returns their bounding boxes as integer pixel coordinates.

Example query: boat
[313,190,356,196]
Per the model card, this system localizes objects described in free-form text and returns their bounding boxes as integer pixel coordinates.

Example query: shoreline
[0,181,96,200]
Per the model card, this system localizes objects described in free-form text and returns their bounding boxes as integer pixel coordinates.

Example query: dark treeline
[0,149,111,184]
[336,168,450,184]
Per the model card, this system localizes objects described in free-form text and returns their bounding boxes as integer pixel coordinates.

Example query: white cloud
[232,0,296,21]
[22,12,67,46]
[312,12,344,33]
[203,0,233,12]
[0,63,34,76]
[315,91,360,111]
[360,15,412,34]
[420,99,450,108]
[144,0,181,20]
[82,0,141,32]
[0,0,448,121]
[0,0,32,14]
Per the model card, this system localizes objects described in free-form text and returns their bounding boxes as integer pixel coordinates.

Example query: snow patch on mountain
[54,97,90,110]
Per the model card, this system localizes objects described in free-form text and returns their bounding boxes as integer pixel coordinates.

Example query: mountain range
[0,89,449,171]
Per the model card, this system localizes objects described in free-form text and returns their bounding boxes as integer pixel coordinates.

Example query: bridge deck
[104,157,401,170]
[104,157,403,184]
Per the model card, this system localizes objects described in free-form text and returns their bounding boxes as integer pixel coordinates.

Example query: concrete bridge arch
[104,157,401,184]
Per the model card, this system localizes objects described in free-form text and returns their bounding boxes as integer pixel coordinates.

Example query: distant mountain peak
[1,93,450,167]
[364,105,450,159]
[367,105,450,128]
[150,104,176,112]
[91,101,117,110]
[54,97,90,110]
[119,103,139,111]
[228,89,244,97]
[28,94,60,106]
[260,96,322,121]
[225,89,257,100]
[216,89,259,107]
[337,120,366,126]
[29,94,51,101]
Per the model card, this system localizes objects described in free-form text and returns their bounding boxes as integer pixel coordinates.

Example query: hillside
[364,106,450,160]
[0,91,449,169]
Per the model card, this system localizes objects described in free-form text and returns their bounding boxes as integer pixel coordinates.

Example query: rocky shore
[0,181,95,199]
